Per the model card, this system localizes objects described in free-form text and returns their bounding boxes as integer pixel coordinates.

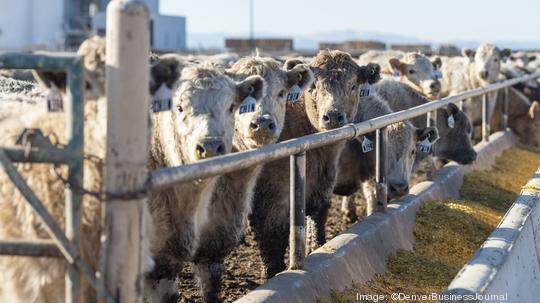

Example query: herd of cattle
[0,36,540,303]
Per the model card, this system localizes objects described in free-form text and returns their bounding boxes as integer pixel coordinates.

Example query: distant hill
[187,30,540,51]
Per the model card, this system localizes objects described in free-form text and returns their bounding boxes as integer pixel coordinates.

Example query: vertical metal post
[375,127,387,212]
[64,58,85,303]
[101,1,150,302]
[426,111,433,127]
[249,0,255,52]
[482,93,490,142]
[289,152,306,270]
[502,87,509,130]
[459,99,464,110]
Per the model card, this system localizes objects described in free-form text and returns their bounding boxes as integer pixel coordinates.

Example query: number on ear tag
[286,84,301,102]
[151,84,173,113]
[239,95,257,114]
[418,138,432,153]
[46,85,63,112]
[359,83,371,98]
[361,136,374,153]
[447,115,455,128]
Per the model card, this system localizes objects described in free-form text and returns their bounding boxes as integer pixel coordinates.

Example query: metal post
[101,1,150,302]
[482,94,490,142]
[249,0,255,52]
[426,111,433,127]
[375,127,387,212]
[289,152,306,270]
[459,99,464,110]
[64,55,85,303]
[502,87,509,130]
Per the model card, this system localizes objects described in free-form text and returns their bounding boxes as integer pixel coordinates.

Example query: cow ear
[150,54,184,94]
[500,48,512,60]
[416,127,439,143]
[32,70,67,93]
[530,55,537,62]
[357,63,380,84]
[236,75,265,104]
[462,48,476,61]
[284,58,305,71]
[432,57,442,70]
[389,58,405,75]
[529,101,540,119]
[285,64,314,91]
[447,103,460,116]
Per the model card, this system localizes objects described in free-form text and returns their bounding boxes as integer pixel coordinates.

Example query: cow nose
[430,81,441,92]
[321,111,346,129]
[480,70,489,79]
[461,150,477,165]
[195,139,226,159]
[249,117,276,132]
[389,183,409,197]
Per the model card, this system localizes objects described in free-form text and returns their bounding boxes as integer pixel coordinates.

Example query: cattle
[145,57,266,302]
[334,93,438,222]
[0,37,149,303]
[439,43,511,140]
[249,50,380,279]
[190,57,313,303]
[375,79,477,168]
[358,50,443,99]
[491,87,540,147]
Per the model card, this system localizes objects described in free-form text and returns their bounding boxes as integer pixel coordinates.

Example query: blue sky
[161,0,539,42]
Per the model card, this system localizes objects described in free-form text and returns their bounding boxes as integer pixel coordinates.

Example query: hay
[330,145,540,303]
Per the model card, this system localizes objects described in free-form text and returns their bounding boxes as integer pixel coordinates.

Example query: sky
[161,0,540,44]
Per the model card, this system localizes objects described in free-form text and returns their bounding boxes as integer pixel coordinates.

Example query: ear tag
[151,84,172,113]
[447,115,455,128]
[286,84,302,102]
[361,136,374,153]
[418,137,432,153]
[239,95,257,114]
[359,83,371,98]
[392,70,400,79]
[434,69,443,79]
[46,84,63,112]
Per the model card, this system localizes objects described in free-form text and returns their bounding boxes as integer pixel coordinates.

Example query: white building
[0,0,186,51]
[93,0,186,51]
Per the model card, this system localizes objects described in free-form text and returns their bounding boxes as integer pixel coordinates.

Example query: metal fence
[1,23,539,303]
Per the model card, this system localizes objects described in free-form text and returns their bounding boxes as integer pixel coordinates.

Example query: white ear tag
[392,70,400,78]
[46,84,63,112]
[447,115,455,128]
[286,84,302,102]
[151,84,172,113]
[434,70,443,79]
[359,83,371,98]
[361,136,374,153]
[239,95,257,114]
[418,137,432,153]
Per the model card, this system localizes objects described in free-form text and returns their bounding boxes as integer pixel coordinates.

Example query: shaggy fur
[358,50,442,99]
[439,43,510,139]
[249,50,380,279]
[191,56,314,303]
[334,93,437,220]
[375,79,477,166]
[145,59,265,302]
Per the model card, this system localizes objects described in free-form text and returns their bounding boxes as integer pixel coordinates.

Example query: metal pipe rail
[149,72,540,188]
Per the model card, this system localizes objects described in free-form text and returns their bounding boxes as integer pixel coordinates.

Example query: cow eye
[409,69,415,74]
[177,105,183,113]
[351,85,357,91]
[411,149,416,157]
[229,104,235,113]
[278,90,285,98]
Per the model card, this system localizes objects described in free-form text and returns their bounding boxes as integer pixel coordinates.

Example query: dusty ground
[330,145,540,303]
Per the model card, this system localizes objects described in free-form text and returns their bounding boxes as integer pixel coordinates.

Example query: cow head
[388,53,442,99]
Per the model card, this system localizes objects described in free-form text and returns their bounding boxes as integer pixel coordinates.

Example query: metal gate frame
[0,53,113,303]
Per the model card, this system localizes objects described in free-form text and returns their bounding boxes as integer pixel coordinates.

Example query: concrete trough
[236,131,517,303]
[443,165,540,302]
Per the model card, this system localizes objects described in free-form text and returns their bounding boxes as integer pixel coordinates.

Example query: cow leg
[340,195,357,223]
[194,260,225,303]
[250,198,289,279]
[144,256,180,303]
[314,198,331,246]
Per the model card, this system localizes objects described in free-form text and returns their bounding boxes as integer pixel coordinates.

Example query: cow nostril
[249,122,259,130]
[196,144,205,156]
[322,115,330,122]
[217,144,225,155]
[268,122,276,130]
[337,114,345,123]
